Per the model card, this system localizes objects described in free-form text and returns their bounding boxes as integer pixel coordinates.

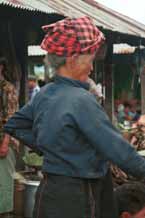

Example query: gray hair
[45,53,66,70]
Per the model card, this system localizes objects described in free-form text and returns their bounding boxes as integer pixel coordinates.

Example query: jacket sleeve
[73,94,145,179]
[3,100,35,148]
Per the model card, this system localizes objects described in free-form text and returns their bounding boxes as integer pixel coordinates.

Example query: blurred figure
[117,101,138,124]
[123,102,133,121]
[87,77,104,103]
[117,103,125,123]
[0,57,18,215]
[28,75,40,100]
[115,182,145,218]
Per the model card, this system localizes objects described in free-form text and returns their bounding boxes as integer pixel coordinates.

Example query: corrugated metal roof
[28,45,47,56]
[27,44,139,56]
[1,0,145,38]
[45,0,145,38]
[0,0,56,13]
[113,44,136,54]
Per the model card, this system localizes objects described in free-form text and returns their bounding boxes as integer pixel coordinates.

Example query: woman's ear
[66,55,78,69]
[120,211,132,218]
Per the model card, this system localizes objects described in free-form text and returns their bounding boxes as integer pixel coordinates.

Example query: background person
[0,57,18,216]
[115,182,145,218]
[28,75,40,100]
[87,77,104,103]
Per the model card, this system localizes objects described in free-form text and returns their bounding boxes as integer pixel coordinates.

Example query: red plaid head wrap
[41,16,105,57]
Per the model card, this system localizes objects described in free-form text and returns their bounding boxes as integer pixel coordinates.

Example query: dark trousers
[33,170,118,218]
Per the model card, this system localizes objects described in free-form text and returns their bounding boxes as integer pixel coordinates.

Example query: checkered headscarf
[41,16,105,57]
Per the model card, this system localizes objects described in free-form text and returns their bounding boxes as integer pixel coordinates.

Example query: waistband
[42,172,105,192]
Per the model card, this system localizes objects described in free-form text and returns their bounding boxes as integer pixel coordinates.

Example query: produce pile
[111,124,145,186]
[23,152,43,167]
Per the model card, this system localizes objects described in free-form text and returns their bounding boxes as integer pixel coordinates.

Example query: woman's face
[73,54,95,82]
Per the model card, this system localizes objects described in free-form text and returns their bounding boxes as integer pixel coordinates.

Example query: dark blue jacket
[4,75,145,178]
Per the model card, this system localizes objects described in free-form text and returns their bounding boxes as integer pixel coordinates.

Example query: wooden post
[11,20,28,170]
[141,65,145,114]
[12,21,28,107]
[104,35,114,121]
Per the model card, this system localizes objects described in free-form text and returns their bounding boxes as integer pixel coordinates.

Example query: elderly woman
[0,57,18,216]
[4,17,145,218]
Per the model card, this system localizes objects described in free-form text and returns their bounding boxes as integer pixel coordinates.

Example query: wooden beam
[104,35,114,121]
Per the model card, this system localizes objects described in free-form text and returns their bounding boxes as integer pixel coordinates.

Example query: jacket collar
[54,75,90,90]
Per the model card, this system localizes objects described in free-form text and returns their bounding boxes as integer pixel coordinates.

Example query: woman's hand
[137,115,145,126]
[11,137,20,153]
[0,134,10,157]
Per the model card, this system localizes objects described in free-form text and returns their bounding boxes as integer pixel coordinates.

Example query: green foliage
[23,152,43,167]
